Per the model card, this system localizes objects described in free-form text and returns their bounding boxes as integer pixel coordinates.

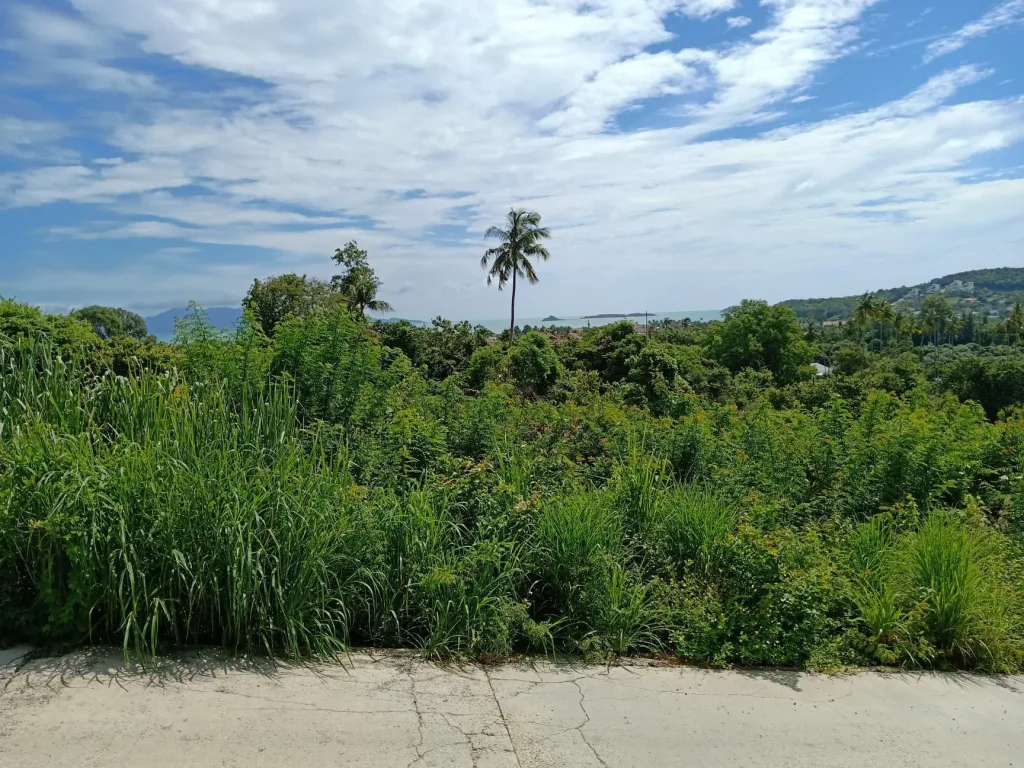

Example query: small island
[581,312,658,319]
[542,315,563,322]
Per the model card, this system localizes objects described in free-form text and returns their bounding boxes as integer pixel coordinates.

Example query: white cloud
[726,16,753,28]
[1,0,1023,316]
[4,4,159,93]
[680,0,738,19]
[0,118,64,157]
[539,50,711,134]
[0,160,191,206]
[924,0,1024,62]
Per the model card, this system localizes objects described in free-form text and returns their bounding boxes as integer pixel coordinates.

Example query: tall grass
[658,486,737,575]
[2,339,1023,669]
[849,512,1022,669]
[1,344,360,655]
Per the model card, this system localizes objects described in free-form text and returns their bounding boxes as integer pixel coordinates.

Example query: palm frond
[520,258,540,285]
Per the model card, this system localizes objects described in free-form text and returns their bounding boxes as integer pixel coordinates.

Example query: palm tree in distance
[999,301,1024,345]
[346,274,394,317]
[853,294,878,335]
[481,208,552,336]
[875,301,895,345]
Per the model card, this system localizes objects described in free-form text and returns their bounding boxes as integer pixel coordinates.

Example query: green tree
[466,330,560,396]
[875,302,895,345]
[71,305,149,340]
[243,274,337,337]
[706,300,813,385]
[998,301,1024,345]
[853,294,879,334]
[892,310,912,344]
[1,298,97,352]
[332,241,394,317]
[481,209,552,336]
[919,295,954,346]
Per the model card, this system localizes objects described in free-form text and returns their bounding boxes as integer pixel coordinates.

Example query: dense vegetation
[781,267,1024,322]
[2,255,1024,672]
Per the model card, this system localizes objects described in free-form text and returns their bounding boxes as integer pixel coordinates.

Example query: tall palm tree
[999,301,1024,345]
[853,294,878,334]
[876,302,895,345]
[892,310,910,344]
[481,208,552,336]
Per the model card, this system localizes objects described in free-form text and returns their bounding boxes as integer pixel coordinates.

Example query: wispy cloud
[680,0,738,19]
[726,16,752,29]
[924,0,1024,62]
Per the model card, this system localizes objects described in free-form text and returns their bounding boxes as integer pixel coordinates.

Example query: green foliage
[332,241,393,316]
[657,486,736,575]
[0,298,97,352]
[932,353,1024,419]
[71,305,149,340]
[466,332,561,396]
[243,273,338,336]
[850,511,1022,670]
[3,291,1024,671]
[271,305,381,425]
[506,331,561,396]
[706,300,814,384]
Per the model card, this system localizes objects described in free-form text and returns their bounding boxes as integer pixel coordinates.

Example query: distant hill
[780,268,1024,321]
[145,306,243,339]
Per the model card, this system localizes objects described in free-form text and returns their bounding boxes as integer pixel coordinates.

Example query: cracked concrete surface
[1,650,1022,767]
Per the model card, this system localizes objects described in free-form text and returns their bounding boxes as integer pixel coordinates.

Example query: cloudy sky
[1,0,1022,320]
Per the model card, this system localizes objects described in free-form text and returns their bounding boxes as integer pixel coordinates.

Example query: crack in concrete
[191,687,415,715]
[406,669,428,768]
[485,667,524,768]
[571,679,609,768]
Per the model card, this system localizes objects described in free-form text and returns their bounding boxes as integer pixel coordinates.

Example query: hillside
[780,267,1024,321]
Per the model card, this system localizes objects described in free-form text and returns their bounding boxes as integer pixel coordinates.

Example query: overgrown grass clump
[2,317,1023,671]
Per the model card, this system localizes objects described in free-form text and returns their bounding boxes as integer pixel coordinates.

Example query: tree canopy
[71,305,149,340]
[706,300,813,384]
[333,241,393,317]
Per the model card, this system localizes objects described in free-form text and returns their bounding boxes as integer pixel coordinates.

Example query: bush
[849,511,1022,670]
[658,486,736,576]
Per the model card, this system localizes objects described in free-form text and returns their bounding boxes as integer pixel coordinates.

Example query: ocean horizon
[469,309,723,334]
[147,307,725,340]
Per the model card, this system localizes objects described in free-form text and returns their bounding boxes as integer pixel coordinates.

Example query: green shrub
[849,512,1022,670]
[658,486,736,576]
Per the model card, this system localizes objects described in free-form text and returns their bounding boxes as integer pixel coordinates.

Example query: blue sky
[1,0,1022,319]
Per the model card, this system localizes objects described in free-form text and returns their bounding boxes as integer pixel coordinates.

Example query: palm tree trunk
[510,269,517,337]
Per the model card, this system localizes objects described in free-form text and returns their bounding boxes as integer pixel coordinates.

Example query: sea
[469,309,723,334]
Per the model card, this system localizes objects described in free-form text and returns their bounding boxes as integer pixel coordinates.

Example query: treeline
[782,267,1024,321]
[2,267,1024,671]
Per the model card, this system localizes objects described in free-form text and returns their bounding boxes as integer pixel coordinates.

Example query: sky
[1,0,1023,320]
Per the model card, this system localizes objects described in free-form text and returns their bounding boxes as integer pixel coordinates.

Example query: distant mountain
[780,268,1024,321]
[145,306,243,339]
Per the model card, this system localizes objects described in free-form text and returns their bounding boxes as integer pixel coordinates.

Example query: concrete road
[2,646,1022,767]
